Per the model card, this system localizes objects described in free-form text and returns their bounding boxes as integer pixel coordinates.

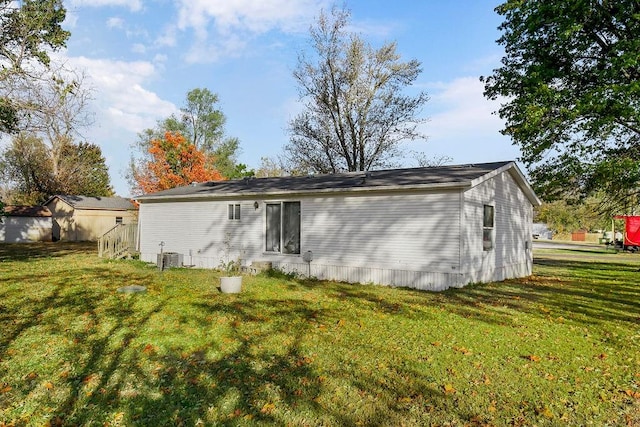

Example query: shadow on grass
[280,252,640,332]
[0,242,96,262]
[1,255,450,426]
[2,245,637,425]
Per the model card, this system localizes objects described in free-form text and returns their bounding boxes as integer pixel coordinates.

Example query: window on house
[266,201,300,254]
[115,216,123,225]
[228,204,241,220]
[483,205,494,251]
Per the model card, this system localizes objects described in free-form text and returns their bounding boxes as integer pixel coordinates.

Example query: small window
[483,205,494,251]
[115,216,123,225]
[228,204,241,220]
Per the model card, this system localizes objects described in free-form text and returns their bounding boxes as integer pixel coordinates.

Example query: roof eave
[135,181,472,203]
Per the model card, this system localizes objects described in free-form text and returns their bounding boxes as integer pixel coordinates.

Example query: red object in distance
[614,215,640,246]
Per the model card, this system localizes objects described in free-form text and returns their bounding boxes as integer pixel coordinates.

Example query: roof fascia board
[136,181,472,203]
[74,207,132,211]
[43,195,72,208]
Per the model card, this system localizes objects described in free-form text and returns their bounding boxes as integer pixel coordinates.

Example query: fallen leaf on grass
[43,381,54,390]
[453,346,472,355]
[296,356,314,367]
[142,344,157,355]
[526,355,541,362]
[623,389,640,399]
[261,402,276,414]
[536,406,554,419]
[44,417,64,427]
[431,341,441,347]
[82,374,97,384]
[0,385,12,393]
[443,384,456,395]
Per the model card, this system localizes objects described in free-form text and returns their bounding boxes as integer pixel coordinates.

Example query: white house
[0,206,53,243]
[136,161,541,291]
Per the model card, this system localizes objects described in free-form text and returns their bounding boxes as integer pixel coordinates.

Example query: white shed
[0,206,53,243]
[136,161,541,291]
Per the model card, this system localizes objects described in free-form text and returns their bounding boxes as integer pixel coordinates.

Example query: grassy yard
[0,243,639,426]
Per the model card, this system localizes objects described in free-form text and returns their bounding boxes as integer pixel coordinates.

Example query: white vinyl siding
[462,170,533,283]
[300,191,461,273]
[0,216,52,242]
[138,200,263,269]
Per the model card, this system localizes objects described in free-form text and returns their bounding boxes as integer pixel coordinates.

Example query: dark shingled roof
[137,161,518,201]
[48,195,136,210]
[4,206,52,217]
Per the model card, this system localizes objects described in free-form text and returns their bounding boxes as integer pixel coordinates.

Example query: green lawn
[0,243,638,426]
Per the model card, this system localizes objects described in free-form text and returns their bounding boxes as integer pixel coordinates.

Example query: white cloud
[176,0,327,33]
[64,11,79,28]
[153,53,168,63]
[425,76,504,137]
[183,33,248,64]
[69,0,143,12]
[132,43,146,54]
[172,0,331,63]
[106,17,124,29]
[413,77,519,164]
[67,56,177,133]
[155,25,177,47]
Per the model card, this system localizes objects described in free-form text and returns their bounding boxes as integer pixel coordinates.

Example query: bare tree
[20,67,94,177]
[0,0,70,133]
[0,66,110,204]
[286,6,429,173]
[410,152,452,168]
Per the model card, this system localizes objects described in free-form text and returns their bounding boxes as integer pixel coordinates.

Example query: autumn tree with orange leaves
[132,131,222,194]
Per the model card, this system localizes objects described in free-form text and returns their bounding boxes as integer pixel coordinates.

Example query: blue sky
[58,0,517,196]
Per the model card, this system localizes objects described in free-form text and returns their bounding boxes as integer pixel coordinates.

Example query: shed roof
[136,161,541,206]
[4,205,52,217]
[45,195,136,211]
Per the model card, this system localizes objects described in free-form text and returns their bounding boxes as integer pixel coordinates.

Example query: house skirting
[272,261,466,292]
[462,260,532,285]
[140,253,531,292]
[273,259,532,291]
